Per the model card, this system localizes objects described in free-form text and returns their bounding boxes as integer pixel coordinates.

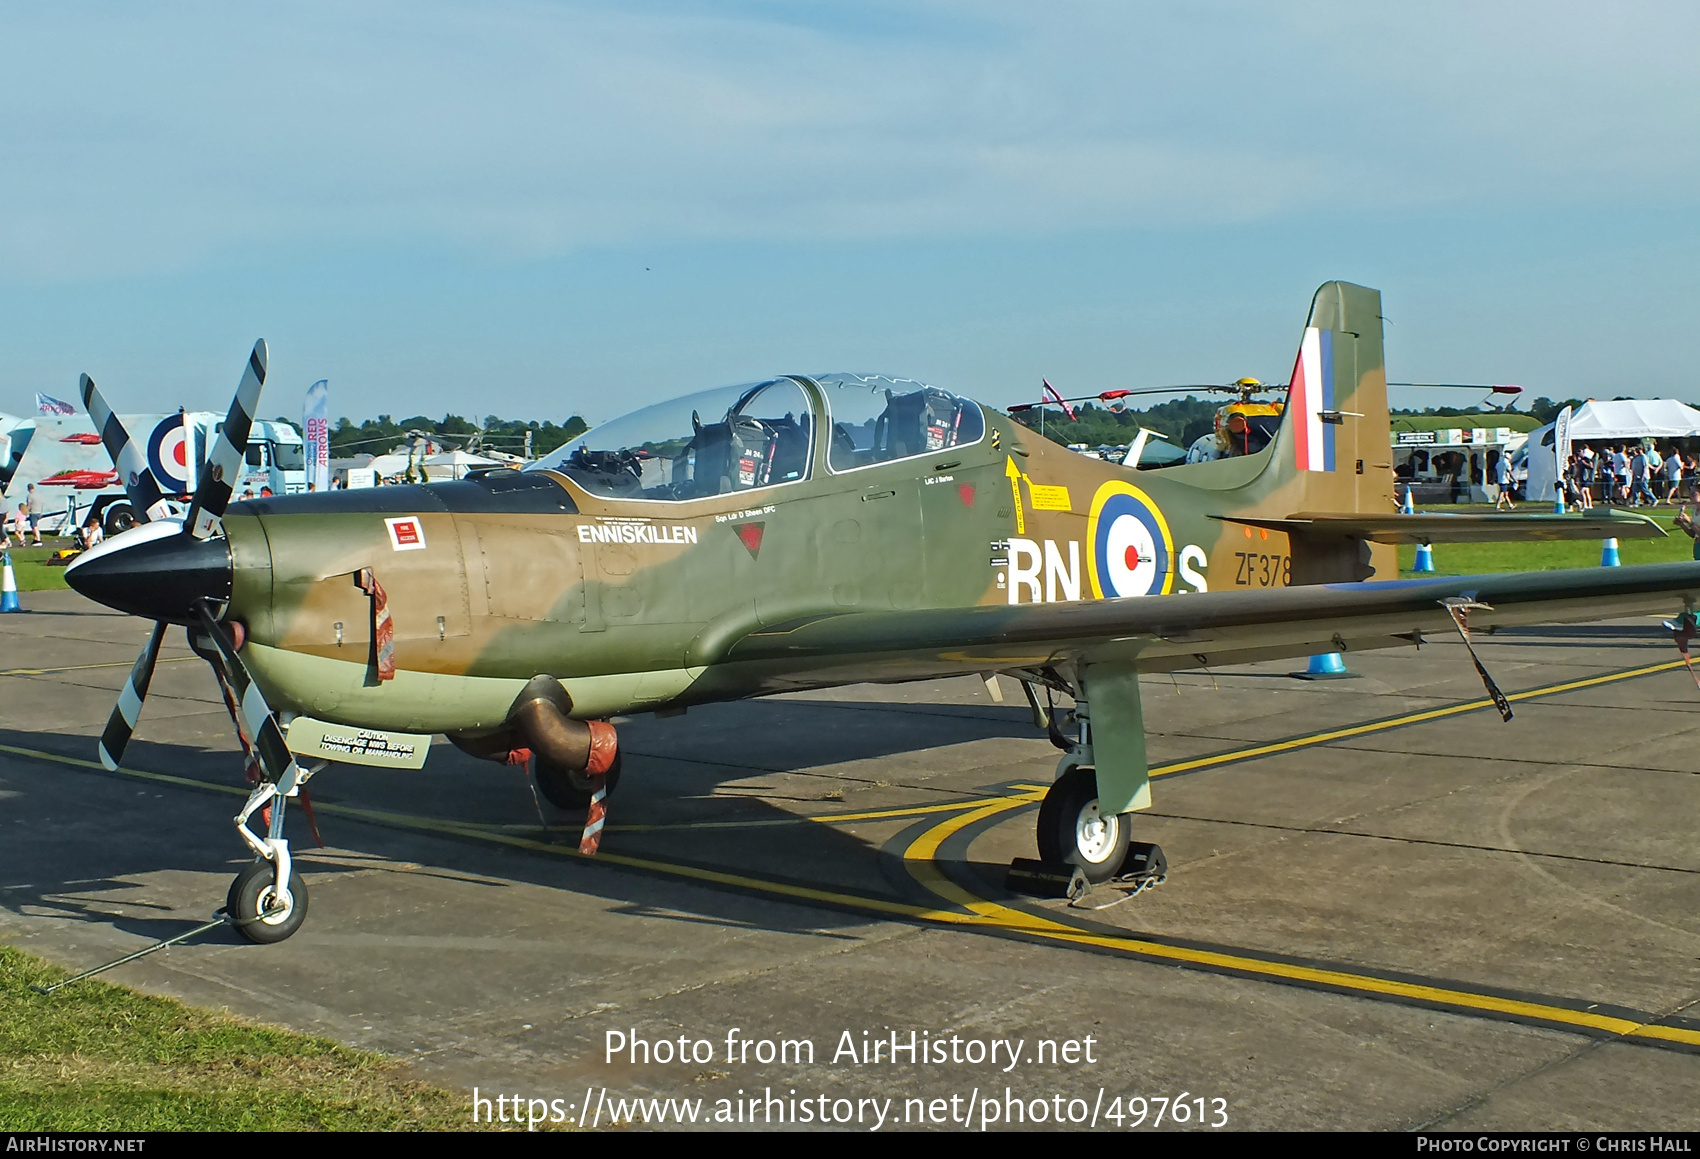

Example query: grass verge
[0,944,474,1130]
[1395,507,1696,577]
[1,544,72,593]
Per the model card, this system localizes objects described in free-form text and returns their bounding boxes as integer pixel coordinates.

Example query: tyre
[533,749,622,810]
[227,859,309,944]
[102,503,137,537]
[1036,767,1131,883]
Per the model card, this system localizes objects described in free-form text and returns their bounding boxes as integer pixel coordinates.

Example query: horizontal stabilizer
[1211,510,1665,545]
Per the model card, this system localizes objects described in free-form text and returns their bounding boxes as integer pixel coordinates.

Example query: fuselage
[222,376,1396,736]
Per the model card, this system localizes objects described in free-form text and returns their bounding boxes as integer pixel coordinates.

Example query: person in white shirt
[1664,448,1684,504]
[76,517,104,551]
[1494,450,1516,509]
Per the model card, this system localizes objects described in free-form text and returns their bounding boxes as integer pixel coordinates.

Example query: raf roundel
[1086,481,1175,599]
[147,417,192,493]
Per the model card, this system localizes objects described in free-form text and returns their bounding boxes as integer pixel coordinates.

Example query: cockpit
[812,373,984,472]
[527,378,812,501]
[529,374,985,500]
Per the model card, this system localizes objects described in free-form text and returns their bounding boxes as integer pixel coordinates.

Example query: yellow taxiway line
[0,656,198,679]
[1150,657,1686,779]
[892,794,1700,1049]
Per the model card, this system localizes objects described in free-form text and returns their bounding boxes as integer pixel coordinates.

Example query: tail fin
[1258,282,1396,580]
[1284,281,1392,512]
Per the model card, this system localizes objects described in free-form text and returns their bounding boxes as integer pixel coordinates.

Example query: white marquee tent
[1524,399,1700,501]
[424,450,500,480]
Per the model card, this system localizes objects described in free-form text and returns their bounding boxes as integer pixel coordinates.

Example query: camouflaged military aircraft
[64,280,1699,943]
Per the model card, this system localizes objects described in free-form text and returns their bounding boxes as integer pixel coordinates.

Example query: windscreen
[529,378,813,500]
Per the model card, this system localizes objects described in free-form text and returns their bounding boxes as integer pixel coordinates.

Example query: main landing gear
[1037,767,1131,884]
[1020,679,1167,902]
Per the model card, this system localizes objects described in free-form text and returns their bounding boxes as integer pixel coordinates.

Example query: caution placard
[286,717,432,770]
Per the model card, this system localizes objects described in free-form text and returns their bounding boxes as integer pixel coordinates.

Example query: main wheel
[1036,767,1131,883]
[227,860,309,944]
[533,749,622,810]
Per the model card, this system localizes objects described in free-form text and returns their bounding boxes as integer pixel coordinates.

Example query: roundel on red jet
[1086,480,1175,599]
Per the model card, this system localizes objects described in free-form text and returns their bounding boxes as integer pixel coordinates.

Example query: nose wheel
[1037,767,1131,883]
[227,859,309,944]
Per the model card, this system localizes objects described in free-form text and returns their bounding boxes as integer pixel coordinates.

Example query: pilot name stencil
[714,504,778,524]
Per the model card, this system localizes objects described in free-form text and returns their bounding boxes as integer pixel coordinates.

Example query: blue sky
[2,1,1697,427]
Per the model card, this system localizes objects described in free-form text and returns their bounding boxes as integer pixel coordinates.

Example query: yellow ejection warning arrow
[1005,456,1025,535]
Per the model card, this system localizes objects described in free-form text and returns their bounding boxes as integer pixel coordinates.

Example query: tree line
[1010,394,1589,451]
[324,413,590,460]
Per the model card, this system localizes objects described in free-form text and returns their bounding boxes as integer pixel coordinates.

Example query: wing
[715,561,1700,686]
[706,561,1700,817]
[1212,510,1663,544]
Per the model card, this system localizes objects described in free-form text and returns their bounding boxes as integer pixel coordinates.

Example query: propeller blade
[97,621,167,771]
[186,341,267,540]
[78,374,171,522]
[191,601,300,788]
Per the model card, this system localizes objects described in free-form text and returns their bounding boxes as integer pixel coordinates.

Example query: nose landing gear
[227,757,324,944]
[227,859,309,944]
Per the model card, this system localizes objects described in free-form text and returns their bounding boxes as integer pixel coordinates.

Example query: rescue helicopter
[63,281,1696,943]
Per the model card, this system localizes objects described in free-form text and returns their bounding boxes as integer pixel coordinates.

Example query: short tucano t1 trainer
[65,281,1699,942]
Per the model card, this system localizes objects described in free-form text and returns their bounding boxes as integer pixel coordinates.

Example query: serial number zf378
[1233,551,1290,588]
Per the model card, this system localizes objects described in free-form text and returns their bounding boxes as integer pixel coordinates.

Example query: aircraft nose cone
[65,522,232,624]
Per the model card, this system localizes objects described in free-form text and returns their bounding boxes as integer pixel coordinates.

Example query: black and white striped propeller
[68,341,291,782]
[79,374,173,524]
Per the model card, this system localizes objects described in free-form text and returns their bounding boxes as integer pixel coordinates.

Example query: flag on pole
[35,393,75,416]
[303,379,330,492]
[1041,379,1076,421]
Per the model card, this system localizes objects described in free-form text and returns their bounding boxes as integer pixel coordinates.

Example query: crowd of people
[1558,443,1698,509]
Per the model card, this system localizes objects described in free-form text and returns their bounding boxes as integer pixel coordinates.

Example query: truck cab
[236,420,308,496]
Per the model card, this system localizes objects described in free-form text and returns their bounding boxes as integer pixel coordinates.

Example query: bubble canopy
[529,374,985,501]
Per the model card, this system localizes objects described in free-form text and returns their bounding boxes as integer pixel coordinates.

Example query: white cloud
[1,0,1696,281]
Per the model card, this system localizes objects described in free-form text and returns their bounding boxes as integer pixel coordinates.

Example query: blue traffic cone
[1600,537,1620,567]
[0,552,20,613]
[1305,652,1348,678]
[1413,542,1435,572]
[1399,487,1415,514]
